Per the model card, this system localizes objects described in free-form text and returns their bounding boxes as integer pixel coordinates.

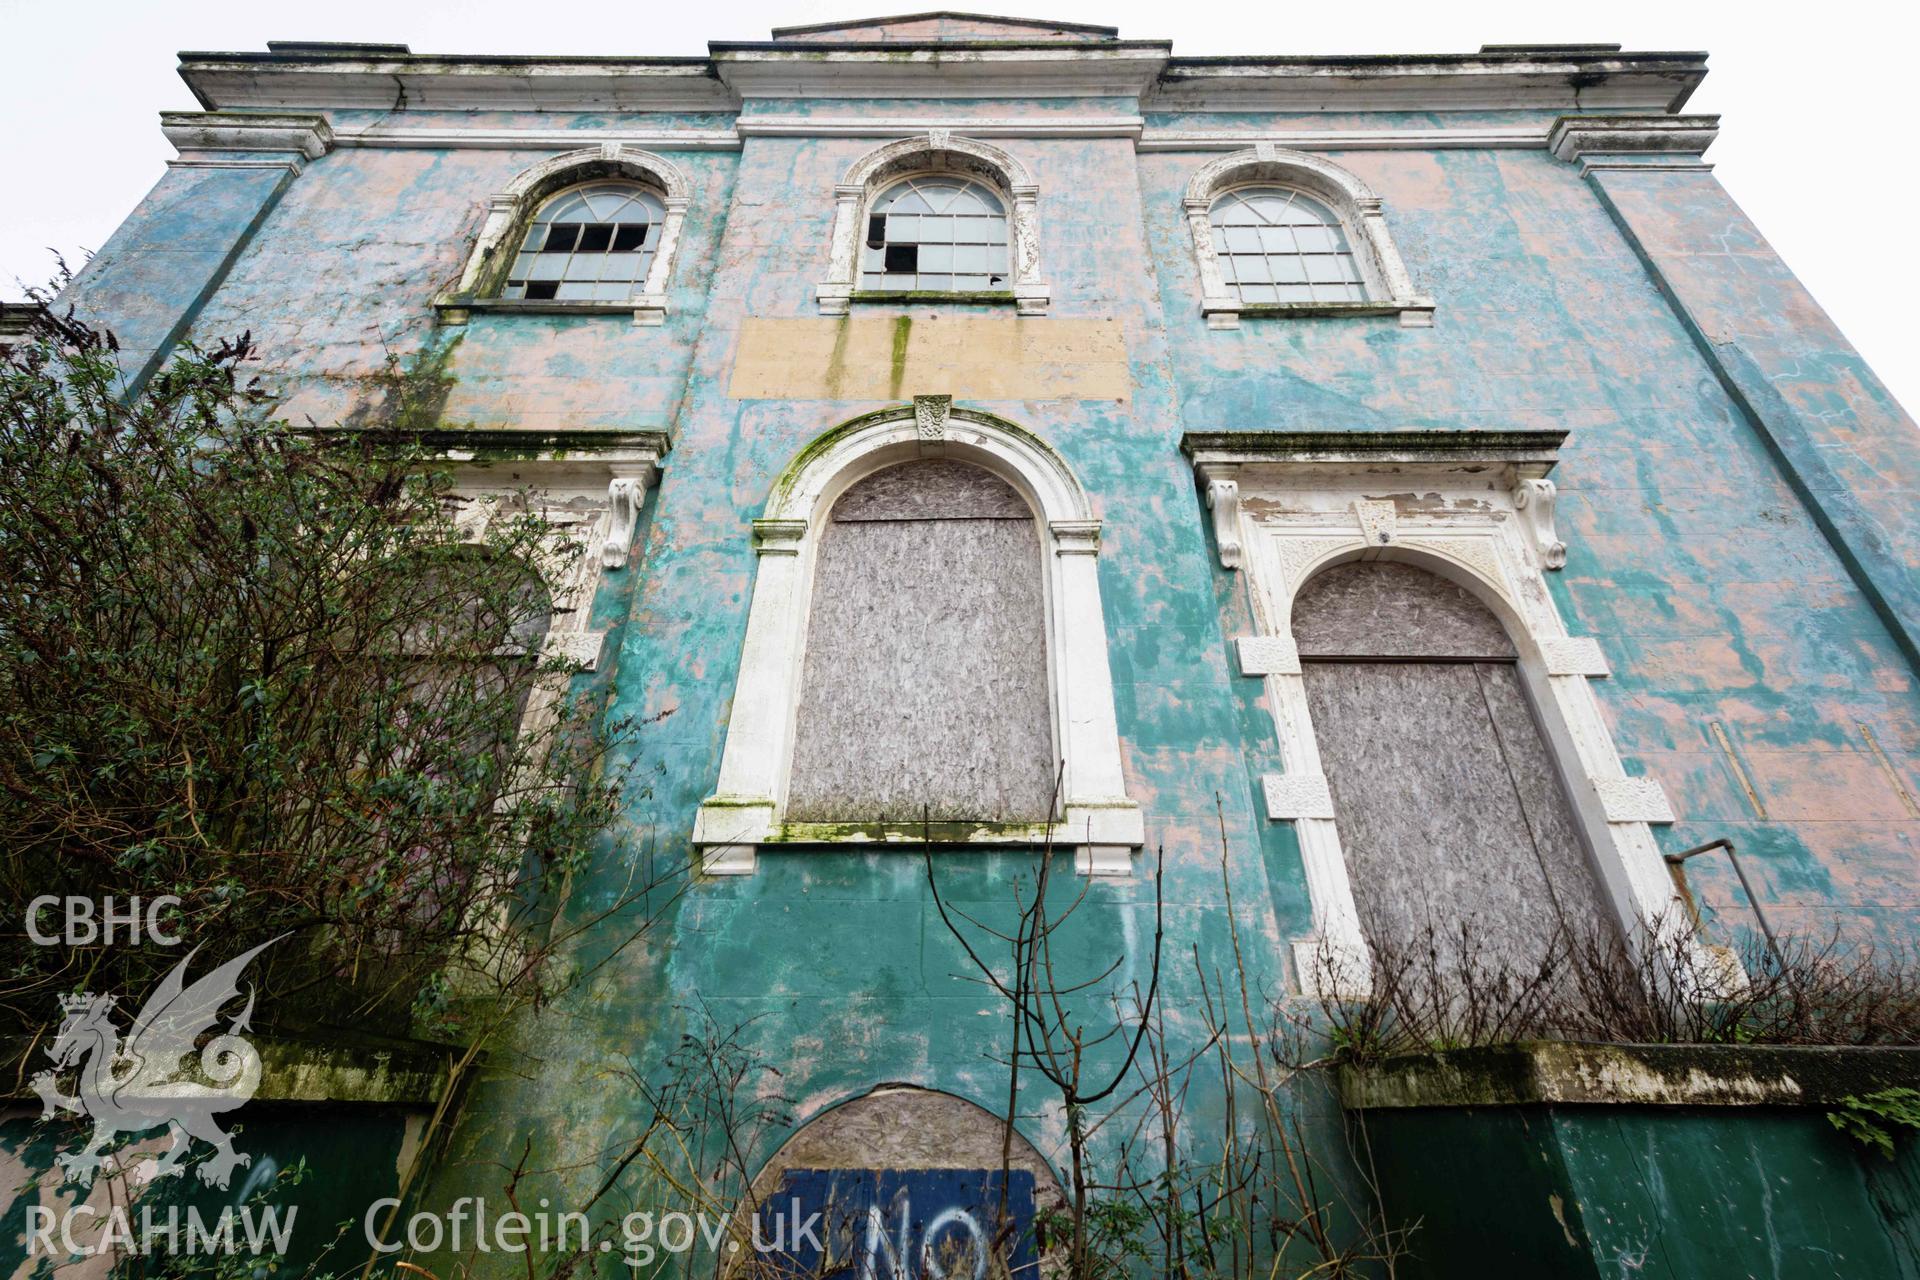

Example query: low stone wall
[1342,1042,1920,1279]
[1,1034,459,1280]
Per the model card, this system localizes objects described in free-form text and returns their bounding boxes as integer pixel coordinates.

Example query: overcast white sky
[1,0,1913,411]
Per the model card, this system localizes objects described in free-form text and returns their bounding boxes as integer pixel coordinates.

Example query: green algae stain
[824,312,852,400]
[888,314,912,400]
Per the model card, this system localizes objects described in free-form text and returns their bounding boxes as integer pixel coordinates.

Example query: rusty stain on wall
[1709,720,1770,820]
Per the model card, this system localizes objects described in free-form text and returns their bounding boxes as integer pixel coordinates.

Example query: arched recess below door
[724,1084,1067,1277]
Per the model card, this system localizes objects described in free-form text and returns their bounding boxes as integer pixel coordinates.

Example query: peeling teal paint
[36,37,1920,1277]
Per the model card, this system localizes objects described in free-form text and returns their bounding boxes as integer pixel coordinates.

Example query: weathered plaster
[41,19,1920,1274]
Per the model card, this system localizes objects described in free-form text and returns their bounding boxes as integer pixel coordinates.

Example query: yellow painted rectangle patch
[728,315,1129,401]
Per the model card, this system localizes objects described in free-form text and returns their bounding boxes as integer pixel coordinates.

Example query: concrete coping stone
[1339,1040,1920,1111]
[3,1033,459,1108]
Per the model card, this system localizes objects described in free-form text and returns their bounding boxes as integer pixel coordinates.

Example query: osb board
[1303,660,1615,967]
[728,315,1129,401]
[1294,561,1516,660]
[786,460,1054,822]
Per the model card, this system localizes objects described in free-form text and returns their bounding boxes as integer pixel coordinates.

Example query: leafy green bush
[1,304,634,1038]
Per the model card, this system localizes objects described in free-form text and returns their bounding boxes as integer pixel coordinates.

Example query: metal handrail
[1663,837,1784,971]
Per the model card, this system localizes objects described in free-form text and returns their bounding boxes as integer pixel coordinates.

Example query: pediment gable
[769,11,1119,43]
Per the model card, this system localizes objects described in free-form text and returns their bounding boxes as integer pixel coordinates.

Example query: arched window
[693,405,1140,875]
[859,177,1011,293]
[735,1087,1067,1280]
[501,181,667,302]
[818,132,1050,314]
[1291,560,1617,971]
[786,459,1052,822]
[1209,187,1365,305]
[1183,147,1432,327]
[437,144,692,326]
[396,545,556,731]
[1191,435,1683,996]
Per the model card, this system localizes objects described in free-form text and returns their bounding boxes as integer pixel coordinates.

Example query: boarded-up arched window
[785,459,1054,824]
[1293,561,1614,966]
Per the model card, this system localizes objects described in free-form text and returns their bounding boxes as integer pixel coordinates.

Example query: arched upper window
[786,459,1052,822]
[1208,187,1365,305]
[437,144,692,327]
[501,181,668,302]
[818,132,1050,314]
[692,404,1139,875]
[1183,147,1432,328]
[859,177,1011,293]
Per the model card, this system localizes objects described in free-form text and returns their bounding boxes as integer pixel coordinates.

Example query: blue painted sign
[753,1167,1039,1279]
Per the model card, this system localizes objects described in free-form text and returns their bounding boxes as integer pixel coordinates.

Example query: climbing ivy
[1829,1087,1920,1160]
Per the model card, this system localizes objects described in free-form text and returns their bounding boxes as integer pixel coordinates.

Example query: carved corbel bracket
[1199,463,1244,569]
[1513,478,1567,570]
[602,479,648,569]
[602,453,666,570]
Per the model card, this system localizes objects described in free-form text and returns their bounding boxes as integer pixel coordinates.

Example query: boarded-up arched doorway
[1293,560,1616,967]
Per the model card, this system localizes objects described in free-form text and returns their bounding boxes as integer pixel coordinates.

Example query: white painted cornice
[321,119,1547,154]
[1181,429,1568,481]
[333,126,741,151]
[1149,51,1707,114]
[177,44,1710,116]
[1138,124,1548,152]
[178,52,739,113]
[736,114,1142,139]
[330,119,1543,154]
[1548,113,1720,171]
[159,110,334,173]
[160,110,334,159]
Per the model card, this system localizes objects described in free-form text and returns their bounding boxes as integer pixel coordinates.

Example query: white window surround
[401,429,665,983]
[1184,146,1433,330]
[817,131,1050,316]
[694,399,1140,876]
[429,428,668,679]
[1184,429,1678,998]
[436,144,692,327]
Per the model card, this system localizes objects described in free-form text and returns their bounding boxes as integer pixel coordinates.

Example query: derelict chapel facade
[28,9,1920,1272]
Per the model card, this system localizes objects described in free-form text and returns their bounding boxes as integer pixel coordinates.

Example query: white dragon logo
[31,937,281,1190]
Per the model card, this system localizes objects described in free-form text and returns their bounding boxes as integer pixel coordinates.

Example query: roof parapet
[178,39,1707,116]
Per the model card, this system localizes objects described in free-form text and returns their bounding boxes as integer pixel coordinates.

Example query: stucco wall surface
[49,48,1920,1268]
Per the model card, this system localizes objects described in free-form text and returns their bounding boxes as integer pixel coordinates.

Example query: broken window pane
[501,180,668,302]
[859,175,1011,293]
